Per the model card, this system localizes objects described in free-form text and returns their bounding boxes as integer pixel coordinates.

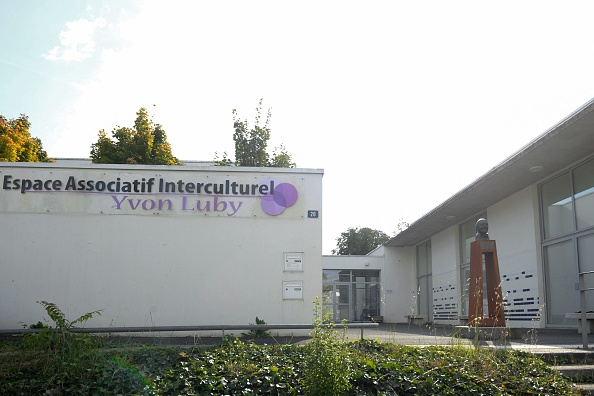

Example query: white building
[0,162,323,332]
[3,97,593,333]
[324,97,594,329]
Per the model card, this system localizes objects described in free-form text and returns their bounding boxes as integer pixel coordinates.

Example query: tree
[396,218,410,234]
[269,144,295,168]
[90,108,180,165]
[332,227,391,255]
[214,99,296,168]
[0,114,52,162]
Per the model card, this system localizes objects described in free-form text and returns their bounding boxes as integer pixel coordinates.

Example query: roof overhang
[386,97,594,247]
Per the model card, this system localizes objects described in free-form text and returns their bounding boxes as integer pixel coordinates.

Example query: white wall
[430,227,460,325]
[0,163,323,332]
[323,255,384,271]
[381,246,415,323]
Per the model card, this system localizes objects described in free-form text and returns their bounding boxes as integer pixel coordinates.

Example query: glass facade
[574,159,594,230]
[322,269,380,322]
[542,172,574,239]
[544,240,577,325]
[541,157,594,325]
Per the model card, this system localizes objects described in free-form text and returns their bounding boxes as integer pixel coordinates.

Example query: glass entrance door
[323,269,381,322]
[322,283,350,321]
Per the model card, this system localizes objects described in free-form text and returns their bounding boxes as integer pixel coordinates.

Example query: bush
[2,338,580,395]
[241,316,272,339]
[13,301,105,392]
[301,297,352,395]
[0,301,581,395]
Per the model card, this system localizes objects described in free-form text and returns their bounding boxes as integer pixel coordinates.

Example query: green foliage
[241,316,273,339]
[37,300,103,332]
[90,107,180,165]
[215,99,296,168]
[12,301,104,392]
[0,303,580,395]
[349,340,579,395]
[302,297,353,395]
[26,321,46,329]
[332,226,391,255]
[397,218,410,234]
[214,150,234,166]
[232,98,271,167]
[153,338,304,394]
[0,114,52,162]
[2,338,580,395]
[269,143,296,168]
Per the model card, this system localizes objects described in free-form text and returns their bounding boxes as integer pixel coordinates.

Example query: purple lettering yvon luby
[109,179,297,217]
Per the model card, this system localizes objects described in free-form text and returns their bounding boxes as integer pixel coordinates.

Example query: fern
[71,309,103,327]
[37,300,103,331]
[38,301,69,330]
[22,302,106,385]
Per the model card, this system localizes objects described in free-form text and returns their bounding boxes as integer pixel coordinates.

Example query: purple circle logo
[261,180,298,216]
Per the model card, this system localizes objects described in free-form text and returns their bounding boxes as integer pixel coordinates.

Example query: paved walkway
[12,323,588,354]
[342,323,594,354]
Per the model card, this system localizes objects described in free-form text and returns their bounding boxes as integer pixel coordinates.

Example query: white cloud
[44,17,107,62]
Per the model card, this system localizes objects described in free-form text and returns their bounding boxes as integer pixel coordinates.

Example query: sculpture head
[475,218,489,240]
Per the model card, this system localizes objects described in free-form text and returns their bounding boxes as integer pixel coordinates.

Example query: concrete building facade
[0,162,323,332]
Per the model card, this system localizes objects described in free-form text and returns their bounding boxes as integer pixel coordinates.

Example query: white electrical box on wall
[283,281,303,299]
[284,252,304,272]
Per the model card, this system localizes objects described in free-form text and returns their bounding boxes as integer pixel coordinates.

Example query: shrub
[241,316,272,339]
[302,297,352,395]
[17,301,104,390]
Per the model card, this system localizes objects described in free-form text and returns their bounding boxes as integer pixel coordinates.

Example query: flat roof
[386,97,594,247]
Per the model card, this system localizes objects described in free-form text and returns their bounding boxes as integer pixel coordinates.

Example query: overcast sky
[2,1,594,253]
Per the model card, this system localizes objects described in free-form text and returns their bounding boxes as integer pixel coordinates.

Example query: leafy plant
[26,300,102,351]
[38,300,103,331]
[17,301,105,391]
[27,321,47,329]
[1,301,582,395]
[2,337,581,395]
[0,113,52,162]
[90,107,180,165]
[302,297,353,395]
[241,316,272,339]
[214,98,296,168]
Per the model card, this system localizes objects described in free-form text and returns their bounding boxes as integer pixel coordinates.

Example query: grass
[0,336,582,395]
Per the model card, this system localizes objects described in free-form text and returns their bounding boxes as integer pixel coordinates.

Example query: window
[460,214,485,265]
[542,172,574,239]
[540,157,594,325]
[574,159,594,231]
[544,240,577,325]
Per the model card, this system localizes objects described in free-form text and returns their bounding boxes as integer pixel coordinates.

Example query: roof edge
[386,96,594,247]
